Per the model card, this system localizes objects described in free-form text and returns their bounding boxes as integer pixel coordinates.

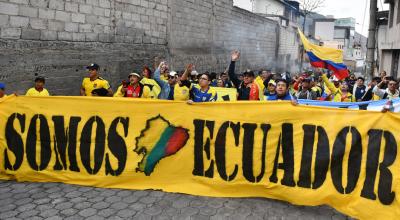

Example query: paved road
[0,180,349,220]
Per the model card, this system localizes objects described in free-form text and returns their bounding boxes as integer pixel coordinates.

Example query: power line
[361,0,368,35]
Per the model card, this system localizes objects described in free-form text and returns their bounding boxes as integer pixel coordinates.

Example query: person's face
[88,68,98,78]
[301,81,310,90]
[142,69,150,78]
[199,74,211,87]
[161,64,169,74]
[371,80,378,86]
[35,81,44,89]
[217,79,224,87]
[388,80,397,92]
[350,75,355,80]
[268,84,276,92]
[380,72,386,78]
[261,71,270,79]
[357,79,364,86]
[276,82,288,96]
[243,75,253,84]
[0,89,4,98]
[220,74,228,81]
[341,83,349,91]
[129,75,140,84]
[239,75,244,81]
[168,75,177,85]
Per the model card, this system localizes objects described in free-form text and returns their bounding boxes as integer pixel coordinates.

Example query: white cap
[129,73,141,78]
[169,71,178,77]
[191,70,198,76]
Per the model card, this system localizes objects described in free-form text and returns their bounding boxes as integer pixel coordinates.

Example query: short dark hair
[220,72,227,76]
[386,76,396,82]
[143,66,152,76]
[200,73,211,81]
[35,76,45,83]
[210,72,217,80]
[357,77,365,81]
[275,79,289,88]
[372,77,381,83]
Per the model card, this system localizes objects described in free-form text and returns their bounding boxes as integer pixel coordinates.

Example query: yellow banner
[1,95,399,219]
[213,87,238,101]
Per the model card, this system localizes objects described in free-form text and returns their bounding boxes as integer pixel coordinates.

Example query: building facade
[377,0,400,78]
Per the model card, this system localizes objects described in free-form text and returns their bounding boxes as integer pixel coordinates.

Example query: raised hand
[159,61,166,70]
[231,50,240,61]
[186,63,194,72]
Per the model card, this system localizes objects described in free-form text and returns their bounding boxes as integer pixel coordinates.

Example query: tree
[300,0,326,33]
[299,0,325,72]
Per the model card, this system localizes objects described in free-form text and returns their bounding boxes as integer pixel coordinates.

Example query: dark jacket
[228,61,260,100]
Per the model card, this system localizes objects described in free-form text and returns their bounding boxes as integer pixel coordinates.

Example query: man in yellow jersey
[25,76,50,96]
[80,63,113,97]
[154,62,192,101]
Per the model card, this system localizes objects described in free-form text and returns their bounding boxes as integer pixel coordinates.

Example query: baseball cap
[169,71,178,77]
[331,75,340,82]
[128,72,141,78]
[243,70,255,77]
[0,82,5,89]
[268,80,276,86]
[86,63,100,70]
[91,88,109,96]
[191,70,198,76]
[35,76,45,83]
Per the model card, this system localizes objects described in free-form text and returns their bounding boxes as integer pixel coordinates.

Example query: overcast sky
[233,0,389,36]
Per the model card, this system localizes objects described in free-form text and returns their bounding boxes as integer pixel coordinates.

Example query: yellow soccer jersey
[82,77,110,96]
[25,88,50,96]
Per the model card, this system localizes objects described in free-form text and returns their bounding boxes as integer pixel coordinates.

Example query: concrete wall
[314,21,334,41]
[0,0,300,95]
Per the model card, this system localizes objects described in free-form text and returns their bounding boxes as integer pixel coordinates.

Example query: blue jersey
[267,93,292,101]
[191,85,218,102]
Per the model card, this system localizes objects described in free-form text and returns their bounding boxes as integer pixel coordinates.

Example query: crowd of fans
[0,51,399,105]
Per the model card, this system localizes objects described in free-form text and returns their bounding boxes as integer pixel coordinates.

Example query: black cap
[243,70,255,77]
[91,88,108,96]
[35,76,45,83]
[86,63,100,70]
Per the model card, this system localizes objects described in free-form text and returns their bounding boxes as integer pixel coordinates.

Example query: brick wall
[0,0,299,95]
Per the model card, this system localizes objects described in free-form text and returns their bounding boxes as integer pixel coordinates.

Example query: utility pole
[366,0,377,79]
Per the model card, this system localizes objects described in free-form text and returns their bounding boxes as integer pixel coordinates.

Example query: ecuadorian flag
[298,29,349,80]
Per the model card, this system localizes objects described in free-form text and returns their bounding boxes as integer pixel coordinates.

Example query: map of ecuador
[135,115,189,176]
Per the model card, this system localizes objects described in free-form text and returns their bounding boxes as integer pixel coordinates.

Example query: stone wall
[0,0,299,95]
[167,0,279,74]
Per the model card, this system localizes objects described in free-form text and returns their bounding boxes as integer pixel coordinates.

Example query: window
[389,3,394,28]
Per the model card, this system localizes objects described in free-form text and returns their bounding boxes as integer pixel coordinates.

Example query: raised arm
[154,62,168,87]
[321,74,338,94]
[228,50,241,87]
[181,64,194,82]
